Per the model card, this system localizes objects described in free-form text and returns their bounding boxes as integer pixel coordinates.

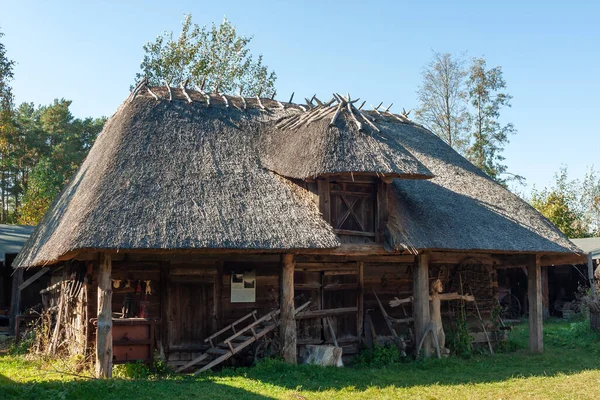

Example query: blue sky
[1,0,598,193]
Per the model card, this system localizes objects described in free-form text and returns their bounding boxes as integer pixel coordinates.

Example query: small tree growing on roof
[135,14,277,97]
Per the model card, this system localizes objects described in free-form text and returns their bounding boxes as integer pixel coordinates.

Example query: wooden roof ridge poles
[96,253,113,378]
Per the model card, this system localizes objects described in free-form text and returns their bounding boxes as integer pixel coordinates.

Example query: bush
[352,345,402,367]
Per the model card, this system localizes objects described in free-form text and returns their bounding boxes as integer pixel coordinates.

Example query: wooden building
[14,84,586,377]
[0,224,41,335]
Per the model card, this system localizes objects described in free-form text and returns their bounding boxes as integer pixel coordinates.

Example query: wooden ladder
[175,300,311,374]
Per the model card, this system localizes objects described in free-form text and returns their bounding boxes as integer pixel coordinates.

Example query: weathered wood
[96,254,113,378]
[18,267,50,291]
[528,255,543,353]
[540,253,587,266]
[588,253,596,295]
[160,261,169,356]
[280,254,296,364]
[8,268,23,336]
[295,307,358,319]
[317,178,331,223]
[414,253,432,356]
[213,262,223,333]
[376,181,388,243]
[541,266,549,318]
[357,262,364,340]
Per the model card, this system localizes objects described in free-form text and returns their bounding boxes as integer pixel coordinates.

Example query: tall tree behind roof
[135,15,277,97]
[466,57,518,184]
[415,52,469,154]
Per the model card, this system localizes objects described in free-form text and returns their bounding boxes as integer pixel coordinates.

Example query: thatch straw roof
[260,102,433,180]
[15,85,581,267]
[383,120,581,254]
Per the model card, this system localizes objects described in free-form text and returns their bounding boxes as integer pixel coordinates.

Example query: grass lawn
[1,319,600,399]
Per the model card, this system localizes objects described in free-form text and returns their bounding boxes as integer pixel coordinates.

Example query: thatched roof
[15,85,581,267]
[15,88,340,267]
[260,100,433,180]
[383,120,581,254]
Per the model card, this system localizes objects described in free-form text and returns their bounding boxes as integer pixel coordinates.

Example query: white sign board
[231,270,256,303]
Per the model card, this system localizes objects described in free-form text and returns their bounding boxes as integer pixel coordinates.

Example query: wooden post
[213,261,223,333]
[96,253,113,378]
[317,178,331,223]
[541,266,549,319]
[8,268,23,336]
[280,254,297,364]
[357,262,364,340]
[413,253,431,357]
[159,261,169,357]
[528,254,543,353]
[588,253,596,295]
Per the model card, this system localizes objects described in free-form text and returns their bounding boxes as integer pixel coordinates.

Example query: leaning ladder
[175,300,311,374]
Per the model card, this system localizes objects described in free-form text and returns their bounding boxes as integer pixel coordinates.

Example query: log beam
[213,261,223,333]
[528,254,543,353]
[588,253,596,295]
[96,253,113,378]
[413,253,431,357]
[9,268,23,336]
[280,254,296,364]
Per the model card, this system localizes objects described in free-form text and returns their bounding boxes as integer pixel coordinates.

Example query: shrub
[352,345,402,367]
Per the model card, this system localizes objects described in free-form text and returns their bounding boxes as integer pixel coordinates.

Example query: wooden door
[168,282,211,349]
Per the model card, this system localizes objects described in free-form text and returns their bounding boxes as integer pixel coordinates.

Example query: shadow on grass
[0,375,275,400]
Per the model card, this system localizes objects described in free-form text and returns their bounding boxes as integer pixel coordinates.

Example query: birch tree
[415,52,469,153]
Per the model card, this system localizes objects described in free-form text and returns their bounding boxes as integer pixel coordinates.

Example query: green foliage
[3,320,600,399]
[8,332,35,356]
[416,52,470,153]
[416,53,520,185]
[352,344,403,367]
[447,302,473,358]
[136,15,276,97]
[113,361,153,379]
[530,166,599,238]
[466,57,519,184]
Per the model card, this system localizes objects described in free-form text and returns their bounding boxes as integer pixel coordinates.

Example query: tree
[0,28,16,222]
[466,58,518,183]
[16,100,105,225]
[530,166,596,238]
[135,15,276,97]
[415,52,469,153]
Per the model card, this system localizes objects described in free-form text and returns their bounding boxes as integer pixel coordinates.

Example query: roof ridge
[130,79,415,126]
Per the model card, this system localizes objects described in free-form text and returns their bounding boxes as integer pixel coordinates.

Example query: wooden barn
[14,83,586,377]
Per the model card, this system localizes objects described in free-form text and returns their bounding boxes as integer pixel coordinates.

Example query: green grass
[1,319,600,399]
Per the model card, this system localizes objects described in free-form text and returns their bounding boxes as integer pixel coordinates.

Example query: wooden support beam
[588,253,596,295]
[317,178,331,223]
[9,268,23,336]
[540,253,587,266]
[96,253,113,378]
[18,267,49,291]
[159,261,169,356]
[280,254,296,364]
[528,255,543,353]
[357,262,364,340]
[213,261,223,333]
[413,253,431,357]
[541,266,549,318]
